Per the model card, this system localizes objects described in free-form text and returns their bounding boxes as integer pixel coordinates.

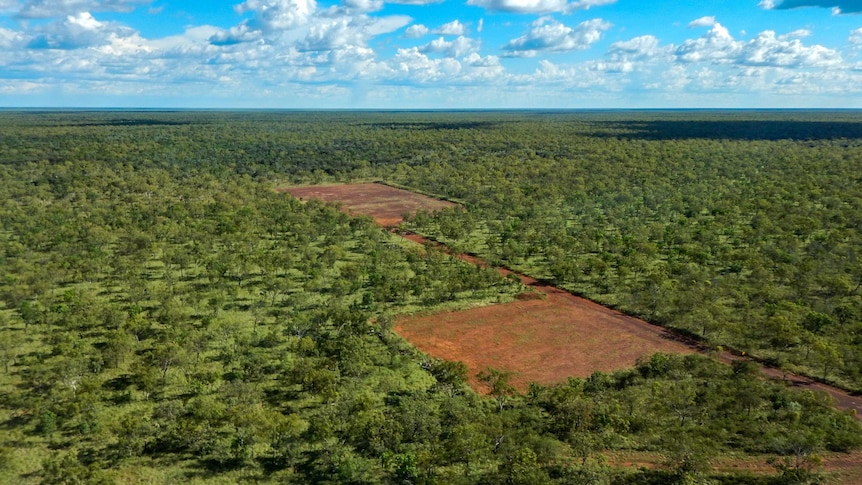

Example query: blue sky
[1,0,862,108]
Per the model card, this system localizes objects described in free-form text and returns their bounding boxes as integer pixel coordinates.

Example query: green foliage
[0,111,859,484]
[392,111,862,391]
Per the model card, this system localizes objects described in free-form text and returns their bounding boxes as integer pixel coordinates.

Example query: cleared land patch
[277,182,456,227]
[395,265,695,391]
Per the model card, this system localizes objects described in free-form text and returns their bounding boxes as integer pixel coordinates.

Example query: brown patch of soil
[277,183,456,227]
[395,278,695,392]
[396,231,695,391]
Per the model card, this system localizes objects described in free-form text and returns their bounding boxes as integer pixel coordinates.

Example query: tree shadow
[587,118,862,141]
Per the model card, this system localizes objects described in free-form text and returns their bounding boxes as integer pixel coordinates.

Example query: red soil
[277,182,456,227]
[396,234,696,391]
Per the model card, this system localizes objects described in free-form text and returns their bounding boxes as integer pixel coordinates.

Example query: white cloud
[464,51,498,67]
[677,22,842,68]
[299,17,363,51]
[26,11,138,49]
[434,20,466,36]
[420,35,479,57]
[0,26,24,48]
[604,34,673,70]
[744,30,841,67]
[850,27,862,44]
[676,23,742,63]
[405,24,428,38]
[503,17,610,57]
[466,0,615,15]
[365,14,411,36]
[235,0,316,32]
[526,59,614,90]
[209,24,262,46]
[342,0,383,12]
[383,47,506,85]
[16,0,151,18]
[591,35,672,75]
[609,35,663,59]
[391,47,462,83]
[477,18,484,33]
[151,25,223,51]
[780,29,811,39]
[688,16,716,28]
[299,15,407,51]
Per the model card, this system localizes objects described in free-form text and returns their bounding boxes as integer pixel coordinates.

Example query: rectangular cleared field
[395,282,695,392]
[277,182,456,227]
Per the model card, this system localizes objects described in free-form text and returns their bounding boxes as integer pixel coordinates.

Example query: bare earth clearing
[397,230,694,391]
[278,182,456,227]
[280,182,862,482]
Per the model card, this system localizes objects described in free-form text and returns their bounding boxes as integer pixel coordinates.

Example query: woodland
[1,110,861,484]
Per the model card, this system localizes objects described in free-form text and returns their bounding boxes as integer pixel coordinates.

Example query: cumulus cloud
[342,0,384,12]
[419,35,479,57]
[850,27,862,43]
[434,20,466,36]
[503,17,610,57]
[676,23,743,63]
[677,22,842,68]
[299,17,364,51]
[391,47,462,83]
[688,16,716,28]
[0,26,25,48]
[26,11,137,49]
[298,14,410,51]
[604,34,673,68]
[150,25,222,52]
[211,0,409,56]
[16,0,151,18]
[466,0,615,15]
[590,35,672,73]
[780,29,812,39]
[384,46,505,85]
[209,24,262,45]
[235,0,317,32]
[405,24,429,38]
[744,30,841,66]
[464,51,498,67]
[759,0,862,13]
[609,35,662,58]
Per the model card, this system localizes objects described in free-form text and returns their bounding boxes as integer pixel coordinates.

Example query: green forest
[1,110,861,484]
